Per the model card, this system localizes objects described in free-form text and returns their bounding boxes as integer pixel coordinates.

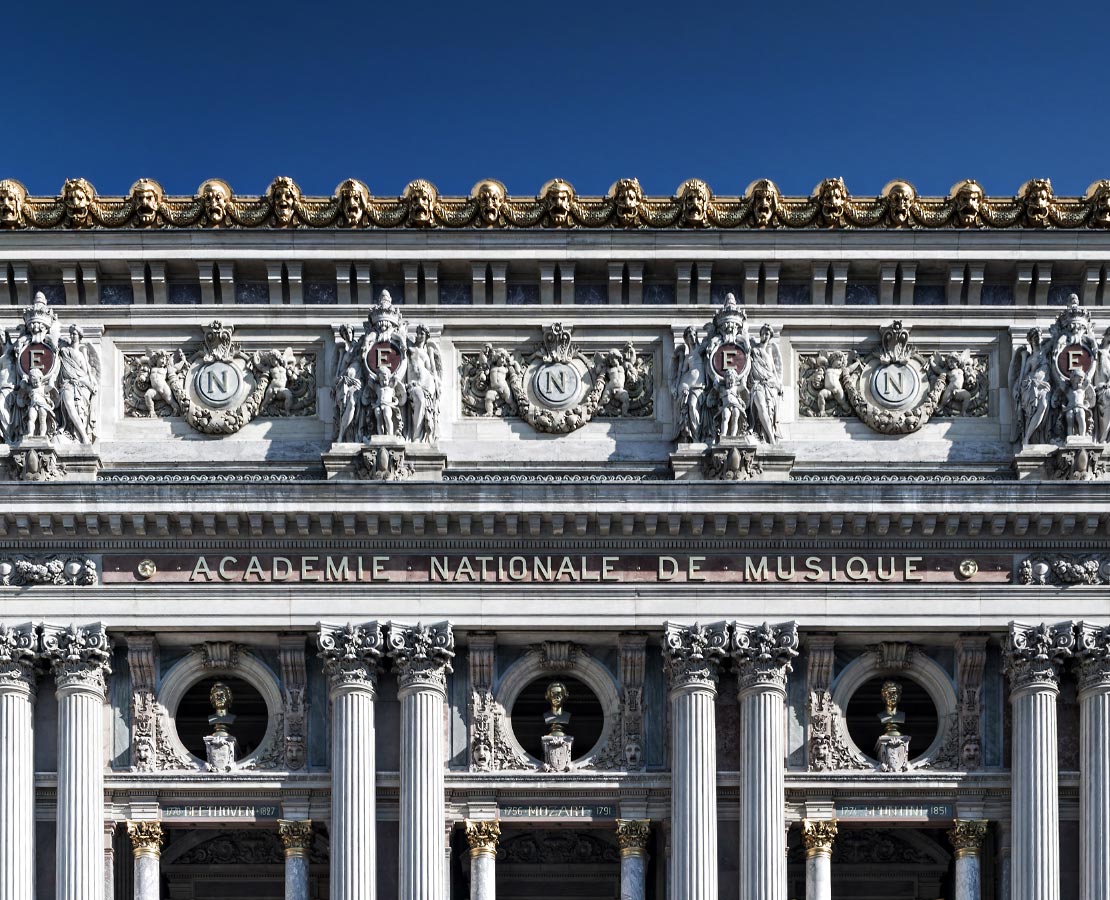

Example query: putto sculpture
[332,292,443,444]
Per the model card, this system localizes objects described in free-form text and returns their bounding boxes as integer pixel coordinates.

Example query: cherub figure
[715,370,747,439]
[596,349,632,415]
[933,350,975,415]
[255,348,298,415]
[365,362,405,436]
[17,368,54,438]
[482,346,515,416]
[1065,367,1096,438]
[814,351,858,415]
[144,349,186,416]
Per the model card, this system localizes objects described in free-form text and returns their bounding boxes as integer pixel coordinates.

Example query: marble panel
[99,282,134,305]
[980,283,1015,305]
[32,283,66,305]
[574,283,607,305]
[438,281,472,305]
[777,282,811,304]
[506,283,539,305]
[846,282,879,305]
[167,282,201,305]
[304,281,338,304]
[912,283,946,305]
[235,281,269,304]
[642,282,676,304]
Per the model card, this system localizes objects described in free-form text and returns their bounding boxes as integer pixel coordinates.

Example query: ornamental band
[0,173,1108,900]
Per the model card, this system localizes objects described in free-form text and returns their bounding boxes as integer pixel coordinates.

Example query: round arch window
[174,676,269,759]
[510,676,604,761]
[843,676,939,761]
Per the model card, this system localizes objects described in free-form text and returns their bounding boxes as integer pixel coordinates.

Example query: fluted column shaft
[465,820,500,900]
[1004,621,1074,900]
[318,623,385,900]
[0,624,37,900]
[733,622,799,900]
[127,822,163,900]
[279,820,313,900]
[662,622,728,900]
[802,820,836,900]
[44,624,112,900]
[1077,623,1110,900]
[389,622,454,900]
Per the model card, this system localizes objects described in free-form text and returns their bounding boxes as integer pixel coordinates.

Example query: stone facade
[0,174,1107,900]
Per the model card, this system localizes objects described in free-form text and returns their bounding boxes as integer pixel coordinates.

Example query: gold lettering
[688,556,707,582]
[189,557,214,582]
[430,557,449,581]
[475,557,494,580]
[745,556,769,582]
[658,556,679,581]
[580,556,600,582]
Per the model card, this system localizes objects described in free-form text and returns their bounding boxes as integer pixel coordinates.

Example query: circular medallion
[194,361,242,408]
[532,361,581,408]
[18,342,56,377]
[710,343,749,379]
[367,340,403,374]
[136,559,157,580]
[871,363,921,408]
[1057,343,1093,377]
[958,559,979,579]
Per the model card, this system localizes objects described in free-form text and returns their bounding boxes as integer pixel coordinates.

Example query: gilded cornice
[1,176,1109,231]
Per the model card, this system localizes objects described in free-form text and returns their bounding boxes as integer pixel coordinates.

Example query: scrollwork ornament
[317,622,384,692]
[731,621,800,693]
[1075,622,1110,694]
[1004,621,1076,692]
[661,621,728,689]
[0,623,37,690]
[40,622,112,694]
[386,621,455,693]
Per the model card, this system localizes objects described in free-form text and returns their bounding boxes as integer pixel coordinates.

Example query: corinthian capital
[801,819,838,859]
[0,623,38,691]
[40,622,112,695]
[1075,622,1110,694]
[731,621,800,693]
[317,622,384,693]
[464,819,501,859]
[1004,621,1075,692]
[386,621,455,693]
[661,621,728,690]
[947,819,987,858]
[126,821,164,859]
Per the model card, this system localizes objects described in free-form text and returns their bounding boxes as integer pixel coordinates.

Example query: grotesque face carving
[541,179,574,226]
[473,180,506,226]
[1021,178,1053,226]
[624,740,643,768]
[1086,180,1110,228]
[611,178,643,226]
[746,179,779,227]
[129,179,163,227]
[0,179,26,227]
[62,178,95,227]
[883,181,916,226]
[198,180,232,227]
[335,179,369,227]
[952,180,983,227]
[269,177,300,226]
[404,180,438,227]
[816,178,847,225]
[678,179,710,226]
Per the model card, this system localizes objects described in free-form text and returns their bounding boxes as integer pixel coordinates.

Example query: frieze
[1018,554,1110,585]
[122,322,315,433]
[101,552,1011,585]
[460,323,653,434]
[798,324,987,434]
[4,175,1110,230]
[0,555,97,586]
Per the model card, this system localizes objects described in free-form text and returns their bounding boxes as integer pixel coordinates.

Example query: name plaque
[501,804,617,819]
[162,804,281,820]
[103,553,1010,586]
[835,802,953,821]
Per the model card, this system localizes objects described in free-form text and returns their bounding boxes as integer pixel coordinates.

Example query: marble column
[42,623,113,900]
[126,822,163,900]
[1076,622,1110,900]
[279,820,313,900]
[317,622,385,900]
[616,819,650,900]
[387,621,455,900]
[733,621,800,900]
[0,624,37,900]
[464,820,500,900]
[1003,621,1075,900]
[801,820,837,900]
[949,820,988,900]
[661,621,728,900]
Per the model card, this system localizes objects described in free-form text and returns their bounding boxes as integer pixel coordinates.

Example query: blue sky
[5,0,1106,198]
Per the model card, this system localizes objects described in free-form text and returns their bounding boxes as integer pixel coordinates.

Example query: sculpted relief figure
[0,179,27,228]
[1086,180,1110,228]
[129,179,164,227]
[951,179,984,228]
[677,179,711,227]
[268,177,301,228]
[198,179,233,227]
[1009,328,1051,444]
[672,326,707,442]
[473,180,506,227]
[883,180,916,227]
[540,179,575,227]
[335,179,370,228]
[610,178,644,227]
[332,293,442,444]
[748,324,784,444]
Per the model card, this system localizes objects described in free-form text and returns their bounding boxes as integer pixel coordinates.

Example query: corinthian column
[0,624,37,900]
[464,819,500,900]
[1076,622,1110,900]
[801,820,836,900]
[317,622,384,900]
[661,621,728,900]
[126,822,163,900]
[732,621,799,900]
[949,820,988,900]
[42,623,112,900]
[279,820,313,900]
[616,819,650,900]
[387,621,455,900]
[1004,621,1075,900]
